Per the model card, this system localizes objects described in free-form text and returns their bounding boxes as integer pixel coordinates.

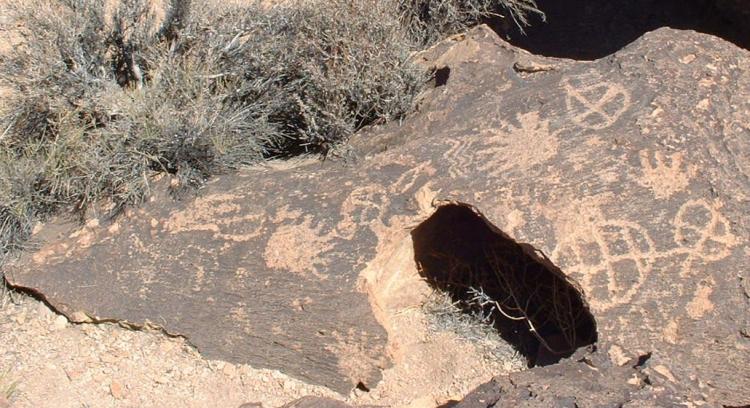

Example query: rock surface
[4,25,750,405]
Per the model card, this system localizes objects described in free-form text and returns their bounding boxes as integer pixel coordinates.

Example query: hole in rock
[412,204,597,366]
[434,66,451,87]
[355,381,370,392]
[488,0,750,59]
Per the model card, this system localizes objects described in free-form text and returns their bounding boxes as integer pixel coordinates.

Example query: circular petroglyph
[672,199,738,276]
[552,197,739,312]
[563,75,631,130]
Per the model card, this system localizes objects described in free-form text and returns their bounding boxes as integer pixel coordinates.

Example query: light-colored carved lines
[553,210,657,312]
[163,194,266,242]
[444,112,561,182]
[563,77,631,130]
[671,199,738,276]
[552,197,739,312]
[390,160,436,195]
[444,138,476,179]
[336,185,391,239]
[264,216,333,280]
[638,150,695,199]
[475,111,560,177]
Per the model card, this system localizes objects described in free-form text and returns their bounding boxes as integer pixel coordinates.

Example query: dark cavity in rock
[412,204,597,366]
[433,66,451,87]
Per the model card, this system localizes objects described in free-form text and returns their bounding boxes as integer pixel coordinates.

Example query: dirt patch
[0,293,339,408]
[1,253,528,408]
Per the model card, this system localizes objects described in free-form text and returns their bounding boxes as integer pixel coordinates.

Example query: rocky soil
[0,291,341,407]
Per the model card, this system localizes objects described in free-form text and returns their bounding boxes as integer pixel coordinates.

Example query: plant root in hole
[412,204,597,367]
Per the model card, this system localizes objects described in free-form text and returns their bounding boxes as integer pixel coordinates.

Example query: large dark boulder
[4,25,749,405]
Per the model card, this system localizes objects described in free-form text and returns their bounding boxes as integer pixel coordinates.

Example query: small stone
[70,311,91,323]
[36,302,53,321]
[679,54,696,64]
[110,381,125,399]
[14,313,26,325]
[222,363,237,377]
[52,315,68,330]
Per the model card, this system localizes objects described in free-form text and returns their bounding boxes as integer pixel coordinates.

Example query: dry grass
[421,240,596,361]
[421,289,526,366]
[0,0,422,257]
[398,0,544,45]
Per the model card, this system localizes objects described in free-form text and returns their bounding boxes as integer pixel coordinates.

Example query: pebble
[110,381,125,400]
[222,363,237,377]
[52,315,68,331]
[36,302,53,321]
[14,313,25,325]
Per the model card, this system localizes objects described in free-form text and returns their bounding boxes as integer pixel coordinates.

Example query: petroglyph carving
[638,150,696,199]
[672,199,738,276]
[477,112,561,174]
[264,217,334,280]
[686,277,716,319]
[444,137,476,179]
[553,197,738,311]
[445,112,561,180]
[164,194,265,242]
[563,76,631,130]
[552,205,657,312]
[337,185,391,239]
[390,160,436,195]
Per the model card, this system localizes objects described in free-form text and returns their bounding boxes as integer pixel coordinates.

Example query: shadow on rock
[412,204,598,367]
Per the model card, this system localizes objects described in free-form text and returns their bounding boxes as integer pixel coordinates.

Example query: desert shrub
[0,0,279,248]
[398,0,544,45]
[212,0,424,155]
